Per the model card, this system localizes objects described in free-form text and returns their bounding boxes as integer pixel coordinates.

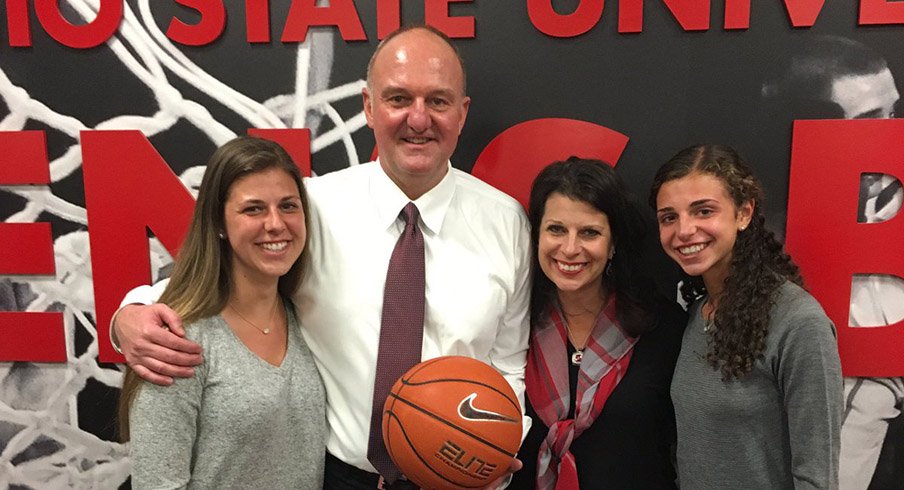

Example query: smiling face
[538,193,614,300]
[223,167,306,286]
[362,28,470,199]
[655,172,753,291]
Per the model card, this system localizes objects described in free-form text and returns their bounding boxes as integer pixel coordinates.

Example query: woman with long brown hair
[118,136,325,488]
[650,144,842,489]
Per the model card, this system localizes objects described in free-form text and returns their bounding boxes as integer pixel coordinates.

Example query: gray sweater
[129,307,326,489]
[671,282,842,489]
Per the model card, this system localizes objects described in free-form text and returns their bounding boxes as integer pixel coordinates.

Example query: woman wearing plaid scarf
[510,157,686,489]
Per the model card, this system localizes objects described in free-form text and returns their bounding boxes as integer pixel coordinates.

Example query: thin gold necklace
[229,299,279,335]
[560,293,606,319]
[560,296,606,365]
[562,309,598,366]
[564,320,587,366]
[563,320,588,350]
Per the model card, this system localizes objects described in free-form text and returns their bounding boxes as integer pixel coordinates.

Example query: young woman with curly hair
[650,144,842,489]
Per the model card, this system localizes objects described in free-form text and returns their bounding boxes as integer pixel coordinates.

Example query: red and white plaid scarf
[525,299,636,490]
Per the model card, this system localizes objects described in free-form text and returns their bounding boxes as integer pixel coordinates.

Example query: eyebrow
[381,85,457,98]
[656,198,718,214]
[237,195,300,204]
[853,108,884,119]
[689,198,718,207]
[380,85,407,95]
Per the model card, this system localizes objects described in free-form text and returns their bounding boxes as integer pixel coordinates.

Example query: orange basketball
[381,356,523,490]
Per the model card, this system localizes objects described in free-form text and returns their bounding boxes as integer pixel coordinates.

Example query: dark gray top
[671,281,842,489]
[129,307,326,489]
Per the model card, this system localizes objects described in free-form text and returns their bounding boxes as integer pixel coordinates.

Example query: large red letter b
[786,119,904,376]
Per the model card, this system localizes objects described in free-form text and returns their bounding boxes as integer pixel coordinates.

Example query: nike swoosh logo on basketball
[457,393,518,423]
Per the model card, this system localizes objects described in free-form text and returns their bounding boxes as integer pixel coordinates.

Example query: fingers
[138,349,198,379]
[481,458,522,490]
[146,323,203,358]
[125,335,199,383]
[138,329,202,367]
[509,458,523,473]
[130,364,174,387]
[154,304,186,337]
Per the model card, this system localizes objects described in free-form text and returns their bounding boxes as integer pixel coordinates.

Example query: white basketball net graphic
[0,1,366,487]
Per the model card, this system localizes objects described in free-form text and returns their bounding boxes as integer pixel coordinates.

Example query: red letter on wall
[723,0,750,29]
[0,131,65,362]
[471,119,629,209]
[82,131,196,363]
[785,119,904,376]
[860,0,904,25]
[783,0,826,27]
[247,128,313,177]
[246,0,271,43]
[425,0,475,38]
[376,0,401,39]
[167,0,226,46]
[528,0,604,38]
[6,0,32,47]
[618,0,710,33]
[35,0,123,49]
[282,0,366,42]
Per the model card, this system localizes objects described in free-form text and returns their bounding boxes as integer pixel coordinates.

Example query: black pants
[323,453,419,490]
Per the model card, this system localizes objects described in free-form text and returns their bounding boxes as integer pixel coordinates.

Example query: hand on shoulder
[115,303,203,386]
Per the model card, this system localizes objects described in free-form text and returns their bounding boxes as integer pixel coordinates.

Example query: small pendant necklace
[571,348,584,366]
[702,297,716,333]
[564,322,586,366]
[561,298,605,366]
[229,300,278,335]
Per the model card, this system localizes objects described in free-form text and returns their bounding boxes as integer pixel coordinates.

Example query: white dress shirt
[299,161,530,472]
[122,160,531,473]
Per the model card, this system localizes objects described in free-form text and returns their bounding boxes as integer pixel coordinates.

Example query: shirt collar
[371,159,455,235]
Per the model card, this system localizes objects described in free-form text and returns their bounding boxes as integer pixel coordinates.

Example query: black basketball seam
[387,392,518,458]
[385,410,483,489]
[383,387,398,461]
[399,378,520,413]
[403,357,446,379]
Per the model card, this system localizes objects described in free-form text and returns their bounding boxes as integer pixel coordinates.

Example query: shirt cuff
[109,306,126,354]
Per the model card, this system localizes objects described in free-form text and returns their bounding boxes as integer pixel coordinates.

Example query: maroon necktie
[367,202,426,483]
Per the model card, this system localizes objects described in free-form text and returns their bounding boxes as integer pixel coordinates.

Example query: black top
[510,302,686,490]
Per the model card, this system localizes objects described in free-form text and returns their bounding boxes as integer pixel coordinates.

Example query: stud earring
[217,232,226,239]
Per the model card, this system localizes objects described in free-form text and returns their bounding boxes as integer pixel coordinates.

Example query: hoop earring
[605,248,615,276]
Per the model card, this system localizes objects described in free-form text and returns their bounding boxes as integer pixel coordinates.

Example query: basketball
[381,356,523,489]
